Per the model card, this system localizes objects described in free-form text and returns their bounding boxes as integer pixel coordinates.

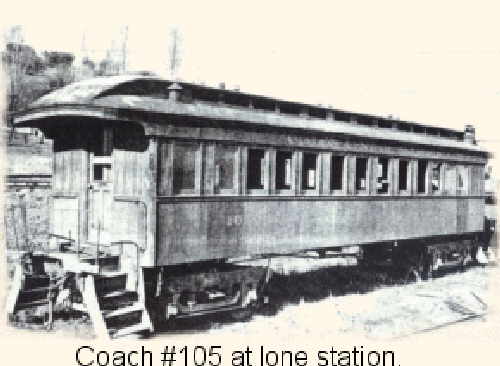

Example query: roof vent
[464,124,476,145]
[219,82,226,90]
[168,83,182,102]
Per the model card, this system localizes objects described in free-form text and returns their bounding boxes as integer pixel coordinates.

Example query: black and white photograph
[1,2,499,365]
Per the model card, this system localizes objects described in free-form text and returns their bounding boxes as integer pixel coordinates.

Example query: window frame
[301,151,320,195]
[90,128,113,184]
[275,148,296,195]
[330,153,346,195]
[430,161,444,195]
[245,146,269,195]
[397,159,411,195]
[214,143,240,196]
[172,140,202,196]
[417,159,429,195]
[92,162,113,183]
[354,156,370,195]
[443,163,457,196]
[457,164,470,196]
[376,156,391,195]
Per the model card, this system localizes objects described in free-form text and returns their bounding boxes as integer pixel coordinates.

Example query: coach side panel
[156,197,483,265]
[155,137,486,266]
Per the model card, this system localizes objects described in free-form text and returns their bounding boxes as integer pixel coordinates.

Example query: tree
[168,26,184,79]
[3,26,28,113]
[42,51,75,67]
[121,26,129,72]
[2,26,77,115]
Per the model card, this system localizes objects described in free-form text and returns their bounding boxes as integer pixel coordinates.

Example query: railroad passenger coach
[9,75,490,338]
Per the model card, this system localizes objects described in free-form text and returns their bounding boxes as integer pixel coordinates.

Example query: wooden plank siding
[52,149,87,247]
[45,120,487,268]
[155,132,487,266]
[156,197,484,266]
[113,137,157,267]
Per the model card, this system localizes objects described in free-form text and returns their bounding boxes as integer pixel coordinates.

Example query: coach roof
[16,75,487,154]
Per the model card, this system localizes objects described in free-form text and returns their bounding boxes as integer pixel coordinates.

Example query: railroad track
[389,291,488,341]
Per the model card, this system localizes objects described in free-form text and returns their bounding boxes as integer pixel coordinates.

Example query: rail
[388,290,488,341]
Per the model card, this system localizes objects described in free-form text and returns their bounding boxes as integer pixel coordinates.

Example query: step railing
[46,232,141,290]
[111,240,141,291]
[48,233,77,253]
[80,240,141,290]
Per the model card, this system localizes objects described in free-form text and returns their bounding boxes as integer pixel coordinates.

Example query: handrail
[111,196,147,292]
[49,233,76,242]
[48,233,77,256]
[110,240,141,290]
[113,197,147,253]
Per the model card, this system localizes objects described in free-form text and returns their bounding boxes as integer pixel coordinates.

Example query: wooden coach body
[14,75,488,269]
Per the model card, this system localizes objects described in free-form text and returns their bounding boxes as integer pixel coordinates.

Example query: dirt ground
[151,260,497,341]
[6,259,498,341]
[205,264,495,341]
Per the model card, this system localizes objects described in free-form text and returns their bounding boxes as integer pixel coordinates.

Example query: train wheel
[459,249,468,272]
[405,266,421,283]
[422,252,435,280]
[471,244,479,265]
[229,306,255,322]
[228,283,257,322]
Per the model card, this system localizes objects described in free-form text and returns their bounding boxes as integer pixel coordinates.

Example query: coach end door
[88,128,114,247]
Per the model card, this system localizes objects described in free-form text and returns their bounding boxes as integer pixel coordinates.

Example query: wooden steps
[82,271,153,339]
[98,290,139,311]
[7,250,153,340]
[79,255,120,271]
[12,274,55,312]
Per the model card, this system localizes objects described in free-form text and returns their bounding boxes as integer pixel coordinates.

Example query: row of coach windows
[167,141,479,196]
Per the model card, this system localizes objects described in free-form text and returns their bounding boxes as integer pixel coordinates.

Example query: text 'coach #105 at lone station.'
[7,74,494,339]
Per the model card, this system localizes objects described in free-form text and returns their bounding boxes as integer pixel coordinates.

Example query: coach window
[215,144,238,195]
[470,166,478,195]
[247,148,266,191]
[93,164,112,182]
[355,157,368,193]
[331,155,345,192]
[457,165,469,195]
[302,152,319,191]
[443,164,457,195]
[377,157,390,194]
[417,160,428,194]
[173,141,201,195]
[398,160,410,194]
[91,128,113,183]
[275,150,294,191]
[431,162,442,194]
